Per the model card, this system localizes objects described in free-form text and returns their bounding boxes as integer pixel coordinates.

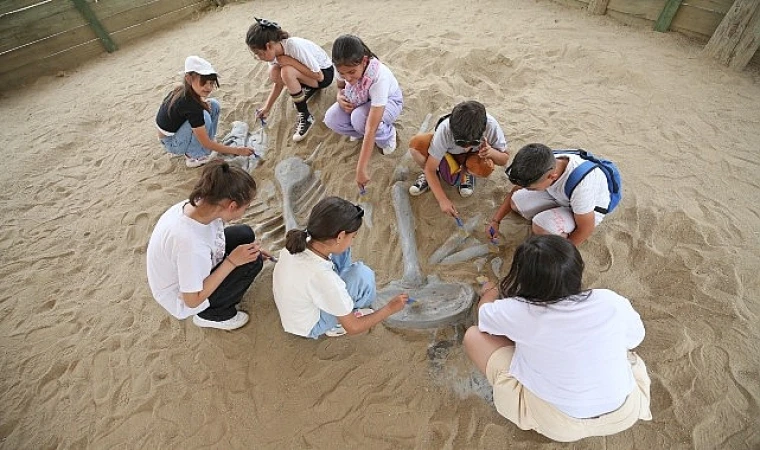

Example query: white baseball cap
[184,55,216,75]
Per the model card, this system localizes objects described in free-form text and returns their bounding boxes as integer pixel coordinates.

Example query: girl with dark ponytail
[273,196,407,338]
[147,160,271,330]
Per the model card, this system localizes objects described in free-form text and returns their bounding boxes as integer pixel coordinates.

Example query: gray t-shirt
[428,114,508,161]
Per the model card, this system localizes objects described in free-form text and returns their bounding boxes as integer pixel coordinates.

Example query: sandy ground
[1,0,759,448]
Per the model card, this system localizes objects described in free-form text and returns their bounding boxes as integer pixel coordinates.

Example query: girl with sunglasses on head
[156,56,255,168]
[272,196,408,338]
[464,235,652,442]
[147,160,271,330]
[323,34,404,192]
[408,100,509,218]
[246,18,334,143]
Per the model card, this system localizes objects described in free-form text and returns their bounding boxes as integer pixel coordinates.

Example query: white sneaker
[379,126,397,155]
[185,151,217,168]
[193,311,249,330]
[349,136,360,142]
[325,324,346,337]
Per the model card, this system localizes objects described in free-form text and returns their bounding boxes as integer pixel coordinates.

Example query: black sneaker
[303,86,318,103]
[409,173,429,196]
[292,112,314,142]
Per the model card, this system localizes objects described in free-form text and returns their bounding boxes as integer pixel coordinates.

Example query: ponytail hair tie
[255,17,280,30]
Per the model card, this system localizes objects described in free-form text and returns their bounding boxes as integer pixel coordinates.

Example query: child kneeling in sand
[246,18,334,142]
[155,56,254,168]
[147,161,270,330]
[272,197,407,338]
[488,143,618,246]
[408,101,509,218]
[324,35,403,192]
[464,235,651,442]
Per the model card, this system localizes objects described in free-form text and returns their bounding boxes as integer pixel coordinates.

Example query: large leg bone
[373,182,475,329]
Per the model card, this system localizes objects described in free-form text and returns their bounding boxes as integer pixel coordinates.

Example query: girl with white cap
[155,56,255,168]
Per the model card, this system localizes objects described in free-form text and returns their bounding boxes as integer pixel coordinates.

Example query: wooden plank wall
[551,0,759,67]
[0,0,212,90]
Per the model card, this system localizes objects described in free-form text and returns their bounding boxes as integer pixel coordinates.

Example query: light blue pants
[308,248,376,339]
[323,89,403,147]
[159,98,220,158]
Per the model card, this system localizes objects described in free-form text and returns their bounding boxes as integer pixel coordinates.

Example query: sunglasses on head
[454,137,483,148]
[505,164,554,187]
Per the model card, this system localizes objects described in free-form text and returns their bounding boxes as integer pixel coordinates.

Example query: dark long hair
[246,17,289,50]
[285,197,363,253]
[331,34,378,66]
[188,160,257,207]
[499,235,587,304]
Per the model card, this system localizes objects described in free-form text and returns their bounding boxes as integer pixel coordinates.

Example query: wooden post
[654,0,684,32]
[587,0,609,15]
[703,0,760,71]
[70,0,117,53]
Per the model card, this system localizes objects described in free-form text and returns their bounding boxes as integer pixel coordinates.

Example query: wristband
[226,257,238,268]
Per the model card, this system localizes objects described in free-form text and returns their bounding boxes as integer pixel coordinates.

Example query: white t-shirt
[478,289,645,418]
[272,248,354,337]
[428,114,508,161]
[146,201,226,319]
[547,155,611,215]
[271,37,332,72]
[336,61,401,107]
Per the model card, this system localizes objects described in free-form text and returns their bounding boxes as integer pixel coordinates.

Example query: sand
[1,0,759,448]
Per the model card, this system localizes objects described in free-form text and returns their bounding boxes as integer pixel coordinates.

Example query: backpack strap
[564,161,610,215]
[434,113,451,131]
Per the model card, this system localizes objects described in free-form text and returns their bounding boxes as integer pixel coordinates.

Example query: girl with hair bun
[272,196,407,338]
[147,160,271,330]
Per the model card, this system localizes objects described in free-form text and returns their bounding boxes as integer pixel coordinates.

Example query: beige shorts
[485,346,652,442]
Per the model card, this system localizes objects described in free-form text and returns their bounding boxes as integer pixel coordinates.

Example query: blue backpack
[554,149,621,214]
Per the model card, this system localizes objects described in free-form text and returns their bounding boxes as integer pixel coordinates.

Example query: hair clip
[254,17,280,30]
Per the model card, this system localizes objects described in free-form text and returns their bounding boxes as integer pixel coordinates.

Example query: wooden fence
[0,0,214,91]
[554,0,760,70]
[1,0,757,92]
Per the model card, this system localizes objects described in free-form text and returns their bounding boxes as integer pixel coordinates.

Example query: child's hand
[387,294,409,313]
[478,137,493,159]
[438,198,459,218]
[255,107,270,120]
[337,91,354,113]
[229,241,261,266]
[233,147,254,157]
[356,168,370,190]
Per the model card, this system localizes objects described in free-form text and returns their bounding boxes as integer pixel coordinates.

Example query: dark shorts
[312,66,334,89]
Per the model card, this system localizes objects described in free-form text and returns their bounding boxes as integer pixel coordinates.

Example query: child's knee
[409,133,433,156]
[268,66,282,84]
[463,325,482,347]
[531,212,572,237]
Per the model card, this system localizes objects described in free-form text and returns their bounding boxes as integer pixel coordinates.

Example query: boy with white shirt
[488,143,615,246]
